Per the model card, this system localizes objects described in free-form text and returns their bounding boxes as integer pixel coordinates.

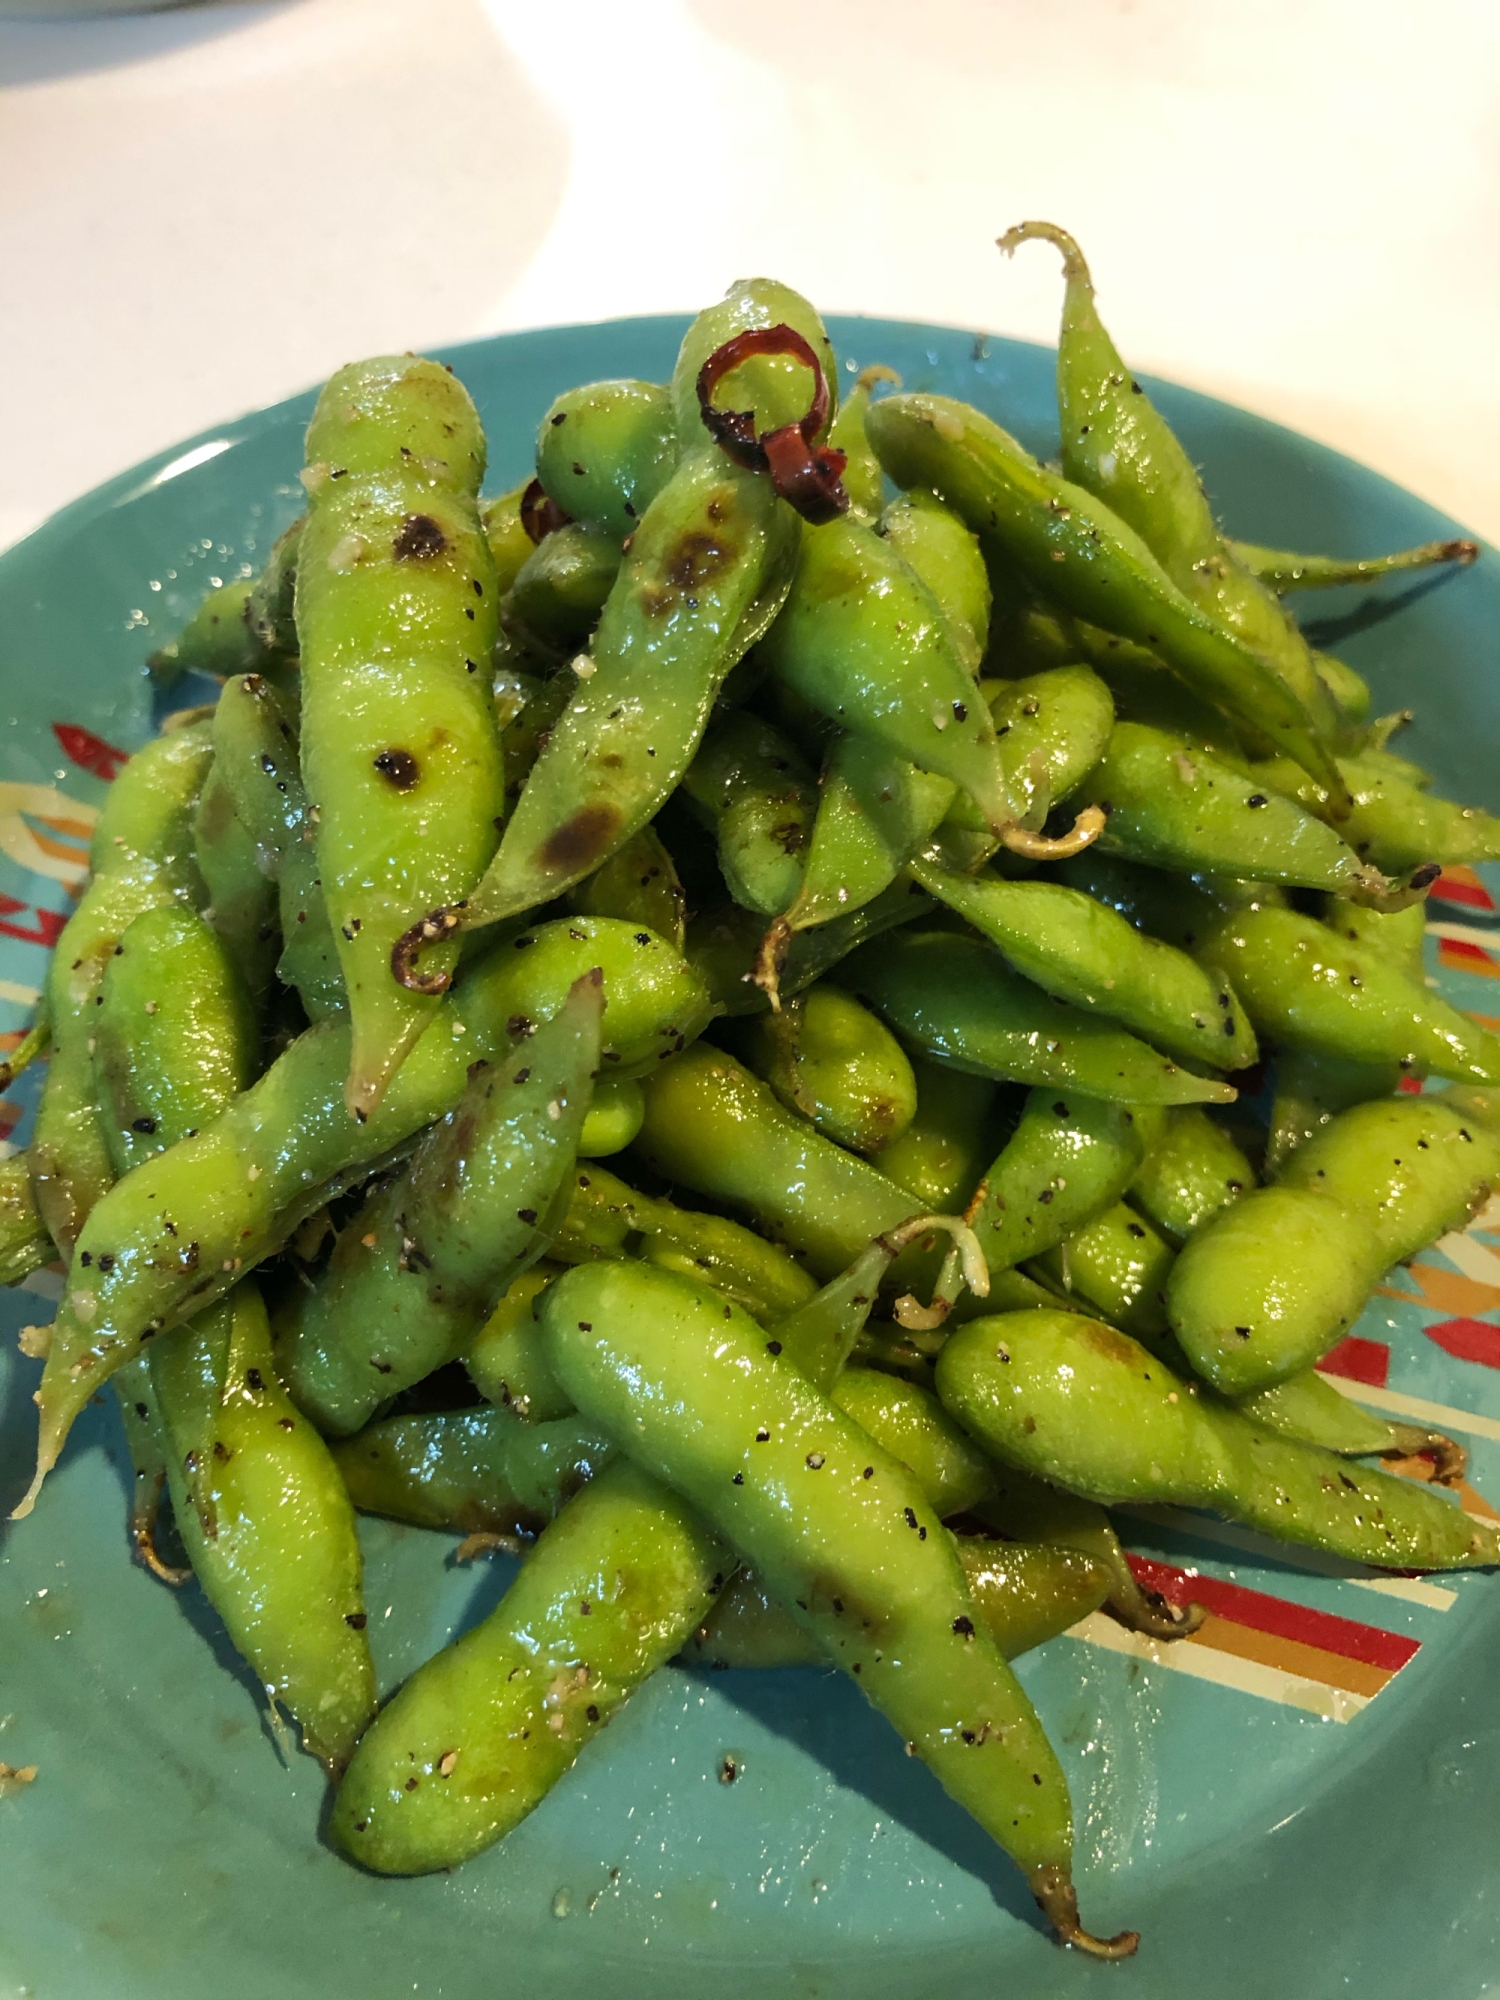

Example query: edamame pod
[245,518,303,659]
[1170,1095,1500,1394]
[1033,1200,1174,1341]
[19,916,710,1513]
[332,1457,730,1874]
[739,983,918,1154]
[567,823,685,951]
[967,1088,1157,1277]
[777,733,954,939]
[578,1075,644,1157]
[681,709,816,916]
[93,905,258,1177]
[877,486,993,673]
[504,523,622,657]
[535,378,679,539]
[426,284,816,946]
[113,1353,189,1585]
[838,929,1236,1105]
[296,354,506,1115]
[831,1367,995,1517]
[1197,904,1500,1083]
[825,364,893,523]
[633,1043,929,1280]
[937,1311,1500,1571]
[463,1265,570,1420]
[0,1152,52,1288]
[865,392,1345,805]
[986,664,1115,825]
[687,1536,1110,1671]
[1227,535,1477,593]
[1003,221,1339,746]
[146,580,258,686]
[151,1284,377,1773]
[192,760,278,1014]
[30,721,213,1252]
[550,1161,819,1321]
[909,857,1256,1071]
[1249,749,1500,873]
[276,972,601,1435]
[686,878,934,1017]
[756,512,1023,833]
[332,1404,616,1535]
[213,672,344,1019]
[481,484,535,598]
[541,1260,1134,1956]
[1235,1369,1464,1478]
[1128,1105,1255,1243]
[1074,724,1382,892]
[876,1056,998,1213]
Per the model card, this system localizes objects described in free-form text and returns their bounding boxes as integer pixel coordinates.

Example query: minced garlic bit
[0,1763,38,1796]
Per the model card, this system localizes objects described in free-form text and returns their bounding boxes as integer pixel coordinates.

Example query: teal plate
[2,318,1499,2000]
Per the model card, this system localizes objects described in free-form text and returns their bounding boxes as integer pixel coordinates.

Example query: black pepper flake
[80,1251,92,1267]
[586,1704,599,1721]
[952,700,968,722]
[345,1612,367,1629]
[766,1340,782,1355]
[805,1451,825,1470]
[513,1067,531,1084]
[863,1466,874,1479]
[755,1427,770,1442]
[1234,1324,1252,1338]
[732,1472,744,1485]
[97,1253,115,1272]
[246,1367,265,1392]
[1246,793,1268,809]
[952,1615,974,1637]
[904,1507,920,1530]
[579,1600,592,1615]
[517,1207,539,1225]
[576,1318,592,1331]
[1126,1222,1146,1239]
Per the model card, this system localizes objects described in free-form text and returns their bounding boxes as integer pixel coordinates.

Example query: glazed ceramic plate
[2,318,1499,2000]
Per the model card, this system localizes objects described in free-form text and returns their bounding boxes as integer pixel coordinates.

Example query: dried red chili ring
[695,325,850,525]
[519,478,572,546]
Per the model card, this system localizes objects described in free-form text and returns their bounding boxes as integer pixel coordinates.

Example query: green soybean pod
[686,878,936,1019]
[778,733,954,938]
[1228,535,1477,594]
[0,1151,52,1288]
[20,915,711,1514]
[633,1043,927,1280]
[567,823,685,952]
[1198,904,1500,1084]
[146,579,258,687]
[275,973,602,1435]
[967,1088,1157,1277]
[463,1265,570,1420]
[212,672,345,1020]
[937,1310,1499,1571]
[93,905,258,1177]
[824,364,893,523]
[680,709,817,917]
[1167,1184,1384,1396]
[331,1457,730,1874]
[540,1260,1134,1957]
[878,486,993,674]
[151,1284,378,1773]
[578,1075,645,1157]
[1128,1106,1256,1243]
[1248,749,1500,874]
[536,378,679,539]
[245,518,303,660]
[504,523,623,657]
[1073,724,1383,892]
[865,392,1344,806]
[686,1537,1111,1671]
[909,857,1257,1072]
[192,760,278,1015]
[837,928,1236,1106]
[1235,1369,1465,1480]
[739,983,918,1155]
[1280,1094,1500,1264]
[550,1161,819,1322]
[482,484,535,598]
[876,1056,999,1213]
[831,1367,995,1517]
[30,720,213,1253]
[332,1404,617,1536]
[435,280,822,944]
[986,664,1115,825]
[113,1352,190,1585]
[1033,1200,1175,1341]
[296,353,507,1116]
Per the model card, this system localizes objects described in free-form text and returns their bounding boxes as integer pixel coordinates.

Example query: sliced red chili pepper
[520,478,572,546]
[696,325,850,524]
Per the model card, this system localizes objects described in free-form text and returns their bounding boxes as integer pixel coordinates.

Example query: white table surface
[2,0,1497,554]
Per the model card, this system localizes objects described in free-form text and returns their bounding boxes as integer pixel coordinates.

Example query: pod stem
[1029,1864,1140,1958]
[999,805,1107,861]
[1384,1425,1467,1488]
[130,1476,192,1588]
[890,1213,989,1330]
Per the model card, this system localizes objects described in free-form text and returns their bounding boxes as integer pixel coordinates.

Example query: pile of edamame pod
[11,222,1500,1958]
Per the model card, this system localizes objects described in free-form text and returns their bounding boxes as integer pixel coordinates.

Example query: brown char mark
[393,513,449,560]
[540,801,622,874]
